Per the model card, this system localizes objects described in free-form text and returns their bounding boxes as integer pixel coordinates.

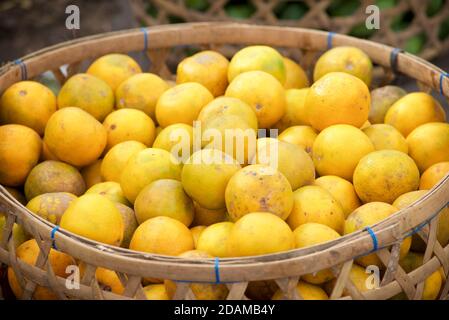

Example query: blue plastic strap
[439,72,449,95]
[327,32,336,49]
[407,221,428,238]
[140,27,149,51]
[365,226,378,252]
[51,225,60,250]
[13,59,27,80]
[403,201,449,238]
[214,257,221,284]
[390,48,403,72]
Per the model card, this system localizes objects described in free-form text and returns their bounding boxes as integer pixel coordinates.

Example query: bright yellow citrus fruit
[44,107,107,167]
[177,50,229,97]
[225,70,286,128]
[313,46,373,86]
[406,122,449,172]
[253,139,315,190]
[314,175,361,218]
[134,179,194,226]
[312,124,374,181]
[120,148,182,203]
[198,96,258,132]
[155,82,213,128]
[101,140,146,183]
[182,149,241,210]
[287,185,345,234]
[225,164,293,221]
[353,150,420,204]
[0,81,56,135]
[197,222,234,257]
[60,194,124,246]
[116,73,169,119]
[129,216,194,255]
[103,108,156,151]
[228,45,286,84]
[87,53,142,91]
[58,74,114,121]
[228,212,295,257]
[385,92,446,137]
[0,124,41,187]
[419,161,449,190]
[283,57,309,89]
[363,124,408,154]
[274,88,310,131]
[306,72,370,131]
[278,125,317,155]
[293,223,341,284]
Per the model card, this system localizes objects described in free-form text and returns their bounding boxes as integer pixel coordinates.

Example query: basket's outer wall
[0,23,449,300]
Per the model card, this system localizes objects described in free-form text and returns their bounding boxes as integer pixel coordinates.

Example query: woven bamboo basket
[131,0,449,61]
[0,23,449,300]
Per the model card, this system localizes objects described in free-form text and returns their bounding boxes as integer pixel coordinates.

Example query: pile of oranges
[0,43,448,300]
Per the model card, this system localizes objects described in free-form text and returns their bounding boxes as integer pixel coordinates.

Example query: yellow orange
[0,81,56,135]
[0,124,42,186]
[177,50,229,97]
[228,45,286,84]
[274,88,310,131]
[225,164,293,221]
[278,125,317,155]
[306,72,370,131]
[287,185,345,234]
[44,107,107,167]
[385,92,446,137]
[225,70,286,128]
[129,216,194,255]
[87,53,142,91]
[353,150,420,204]
[58,74,114,121]
[155,82,213,128]
[419,162,449,190]
[283,57,309,89]
[116,73,169,119]
[312,124,374,181]
[313,46,373,86]
[407,122,449,172]
[228,212,295,257]
[314,175,361,218]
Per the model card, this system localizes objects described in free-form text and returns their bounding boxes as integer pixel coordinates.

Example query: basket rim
[0,22,449,283]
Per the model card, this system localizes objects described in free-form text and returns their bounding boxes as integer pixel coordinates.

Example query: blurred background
[0,0,448,107]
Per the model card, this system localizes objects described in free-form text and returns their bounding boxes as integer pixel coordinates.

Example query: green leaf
[225,3,256,19]
[185,0,210,12]
[375,0,397,10]
[278,2,309,20]
[426,0,443,17]
[349,22,377,39]
[327,0,361,17]
[404,34,427,54]
[390,11,414,32]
